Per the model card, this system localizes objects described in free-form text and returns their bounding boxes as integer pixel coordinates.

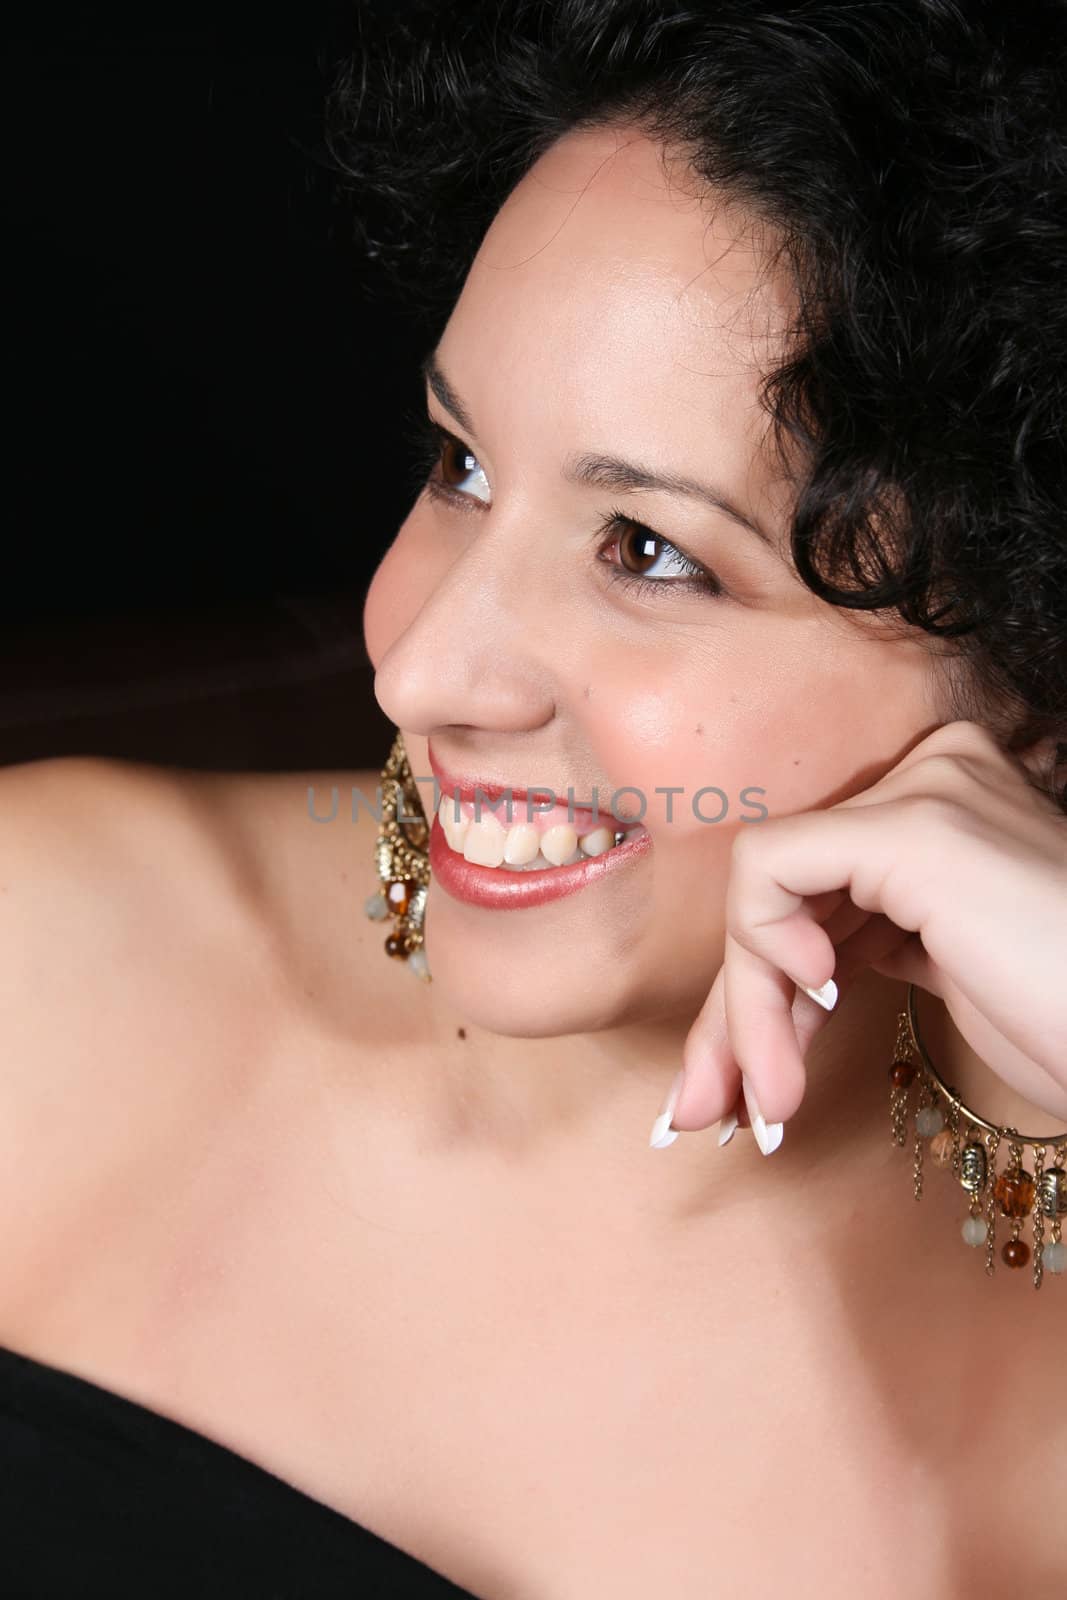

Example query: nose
[371,510,558,738]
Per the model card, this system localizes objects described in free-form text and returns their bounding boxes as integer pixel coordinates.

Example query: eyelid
[426,409,485,471]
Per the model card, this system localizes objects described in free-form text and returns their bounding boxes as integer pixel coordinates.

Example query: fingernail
[649,1068,685,1148]
[741,1073,784,1157]
[716,1111,739,1147]
[798,978,837,1011]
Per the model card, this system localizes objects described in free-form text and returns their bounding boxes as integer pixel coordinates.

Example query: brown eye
[439,436,480,489]
[421,419,491,504]
[597,510,722,595]
[617,524,670,576]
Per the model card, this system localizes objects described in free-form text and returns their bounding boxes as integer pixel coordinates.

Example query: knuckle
[928,719,1004,765]
[930,717,990,746]
[911,751,965,790]
[902,790,969,834]
[728,820,765,870]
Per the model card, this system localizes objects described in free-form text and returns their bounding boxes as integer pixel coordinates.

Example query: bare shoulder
[0,752,278,977]
[0,755,292,1318]
[0,755,386,972]
[0,754,391,1164]
[0,757,398,1341]
[169,764,390,973]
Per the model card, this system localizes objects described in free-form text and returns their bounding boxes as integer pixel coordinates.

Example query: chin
[422,925,630,1039]
[420,914,709,1040]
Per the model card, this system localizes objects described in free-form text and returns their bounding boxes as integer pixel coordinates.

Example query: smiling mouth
[436,795,647,872]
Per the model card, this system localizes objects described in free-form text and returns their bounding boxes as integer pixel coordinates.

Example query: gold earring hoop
[364,728,432,982]
[890,984,1067,1287]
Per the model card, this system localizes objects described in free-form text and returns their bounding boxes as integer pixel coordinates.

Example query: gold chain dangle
[889,985,1067,1287]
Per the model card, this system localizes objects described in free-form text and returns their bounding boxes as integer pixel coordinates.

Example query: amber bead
[1002,1238,1030,1269]
[384,932,411,959]
[928,1128,955,1168]
[386,879,414,916]
[994,1169,1035,1219]
[889,1059,917,1089]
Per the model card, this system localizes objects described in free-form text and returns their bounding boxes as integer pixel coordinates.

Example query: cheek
[737,633,940,813]
[587,673,756,840]
[581,630,817,825]
[584,629,932,838]
[595,686,701,814]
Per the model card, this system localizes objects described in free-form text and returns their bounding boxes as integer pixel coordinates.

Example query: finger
[723,927,809,1129]
[678,797,948,1138]
[675,960,741,1131]
[728,979,844,1138]
[830,719,1016,808]
[719,802,947,1126]
[742,898,870,1090]
[677,898,865,1136]
[720,846,855,1127]
[678,965,843,1144]
[721,920,935,1142]
[804,887,852,924]
[831,913,920,981]
[817,896,874,949]
[677,973,831,1138]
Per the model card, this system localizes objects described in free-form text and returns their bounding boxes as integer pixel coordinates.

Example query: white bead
[408,948,430,982]
[1041,1239,1067,1273]
[961,1215,988,1247]
[916,1105,944,1137]
[364,891,389,920]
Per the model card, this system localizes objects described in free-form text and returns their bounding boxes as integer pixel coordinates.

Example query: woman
[2,1,1066,1595]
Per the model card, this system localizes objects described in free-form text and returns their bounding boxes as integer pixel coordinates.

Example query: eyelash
[407,412,725,601]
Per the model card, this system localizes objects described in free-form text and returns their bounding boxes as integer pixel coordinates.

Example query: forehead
[453,124,791,387]
[440,123,798,529]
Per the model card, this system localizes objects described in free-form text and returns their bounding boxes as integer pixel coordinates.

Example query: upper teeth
[438,800,625,871]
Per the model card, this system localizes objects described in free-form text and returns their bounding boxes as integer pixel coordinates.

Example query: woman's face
[364,123,943,1037]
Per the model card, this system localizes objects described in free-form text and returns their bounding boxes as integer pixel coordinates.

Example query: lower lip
[428,814,652,909]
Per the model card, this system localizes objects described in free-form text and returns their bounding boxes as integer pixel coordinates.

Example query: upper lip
[427,744,597,809]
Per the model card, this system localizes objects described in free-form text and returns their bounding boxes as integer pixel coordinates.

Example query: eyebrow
[420,350,775,549]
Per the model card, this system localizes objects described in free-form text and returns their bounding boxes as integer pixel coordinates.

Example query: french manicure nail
[798,978,837,1011]
[649,1068,685,1148]
[716,1111,739,1146]
[741,1073,784,1157]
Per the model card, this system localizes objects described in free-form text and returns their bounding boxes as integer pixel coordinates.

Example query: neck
[404,969,891,1204]
[392,969,1063,1228]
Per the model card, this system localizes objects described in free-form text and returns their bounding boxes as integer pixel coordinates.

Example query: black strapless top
[0,1342,482,1597]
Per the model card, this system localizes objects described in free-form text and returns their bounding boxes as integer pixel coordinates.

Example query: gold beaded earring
[890,984,1067,1287]
[363,729,432,982]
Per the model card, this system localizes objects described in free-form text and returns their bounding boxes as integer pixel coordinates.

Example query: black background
[2,2,430,769]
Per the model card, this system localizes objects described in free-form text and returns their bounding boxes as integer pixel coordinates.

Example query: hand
[669,720,1067,1147]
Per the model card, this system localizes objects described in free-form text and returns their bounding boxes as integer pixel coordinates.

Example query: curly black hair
[324,0,1067,813]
